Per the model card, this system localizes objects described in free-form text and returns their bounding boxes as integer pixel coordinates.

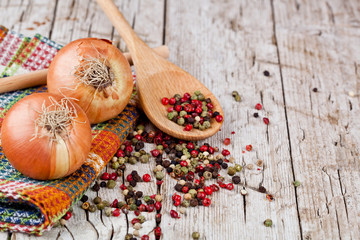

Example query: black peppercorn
[312,88,318,92]
[188,117,195,124]
[92,182,100,192]
[175,184,183,192]
[253,112,259,118]
[167,167,173,173]
[136,191,143,198]
[100,181,106,188]
[80,195,88,202]
[212,172,218,179]
[130,180,137,187]
[210,160,216,165]
[217,159,223,165]
[162,160,171,168]
[190,199,198,207]
[232,176,241,184]
[176,151,183,158]
[213,111,220,117]
[263,70,270,77]
[128,191,134,197]
[135,200,142,206]
[205,98,211,103]
[221,163,228,169]
[164,148,171,154]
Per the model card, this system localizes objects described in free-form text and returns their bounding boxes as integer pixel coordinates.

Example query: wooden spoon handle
[0,45,169,94]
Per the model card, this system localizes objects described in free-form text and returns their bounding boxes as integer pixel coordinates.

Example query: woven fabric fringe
[0,26,139,235]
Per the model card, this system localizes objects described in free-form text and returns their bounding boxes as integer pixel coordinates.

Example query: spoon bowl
[97,0,223,140]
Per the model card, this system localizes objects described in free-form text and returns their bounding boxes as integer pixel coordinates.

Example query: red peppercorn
[208,146,214,154]
[139,204,147,212]
[141,235,150,240]
[116,149,125,157]
[255,103,262,110]
[131,218,140,225]
[218,182,226,188]
[215,115,223,122]
[184,92,191,99]
[101,172,110,180]
[182,186,189,193]
[180,161,188,167]
[169,97,176,105]
[155,201,162,211]
[110,172,117,180]
[263,117,270,125]
[194,179,200,185]
[222,149,230,156]
[143,174,151,182]
[146,204,155,212]
[151,149,160,157]
[172,194,181,201]
[120,184,127,190]
[154,227,162,239]
[124,140,131,146]
[112,208,120,217]
[170,210,180,218]
[135,210,141,216]
[191,150,198,157]
[197,191,206,200]
[224,138,231,145]
[126,174,133,182]
[200,145,208,152]
[195,107,202,113]
[203,198,211,207]
[174,200,181,207]
[184,124,193,131]
[212,184,220,192]
[175,105,182,112]
[125,145,133,153]
[187,142,195,150]
[246,145,253,151]
[226,183,234,190]
[206,103,213,109]
[204,186,213,195]
[180,97,187,103]
[167,106,174,112]
[62,211,72,220]
[156,180,163,186]
[111,199,118,208]
[161,97,169,105]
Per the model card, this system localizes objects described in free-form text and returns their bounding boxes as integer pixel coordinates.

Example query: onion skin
[1,93,92,180]
[47,38,133,124]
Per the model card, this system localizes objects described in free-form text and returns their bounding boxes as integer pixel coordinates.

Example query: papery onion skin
[1,93,92,180]
[47,38,133,124]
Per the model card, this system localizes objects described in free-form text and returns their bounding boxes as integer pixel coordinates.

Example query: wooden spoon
[97,0,223,141]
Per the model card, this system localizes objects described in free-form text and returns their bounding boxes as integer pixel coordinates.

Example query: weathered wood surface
[0,0,359,239]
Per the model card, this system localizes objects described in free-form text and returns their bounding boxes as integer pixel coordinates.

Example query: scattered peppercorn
[232,176,241,184]
[264,219,273,227]
[192,232,200,239]
[293,180,301,187]
[232,91,241,102]
[263,70,270,76]
[312,88,318,92]
[253,112,259,118]
[263,117,270,125]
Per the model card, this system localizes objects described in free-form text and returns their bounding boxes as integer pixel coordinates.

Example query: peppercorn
[129,204,137,211]
[203,171,212,180]
[80,195,88,202]
[138,215,146,223]
[192,232,200,239]
[125,234,133,240]
[117,201,126,208]
[253,112,259,118]
[240,189,248,196]
[107,180,116,189]
[264,219,273,227]
[93,197,102,204]
[293,180,301,187]
[102,200,110,207]
[227,167,236,176]
[97,202,105,210]
[88,205,97,212]
[232,90,241,102]
[232,176,241,184]
[92,182,100,192]
[221,163,228,169]
[130,180,137,187]
[235,164,242,172]
[190,199,199,207]
[81,202,90,210]
[258,186,267,193]
[104,207,112,217]
[256,160,264,167]
[156,171,164,180]
[100,181,106,188]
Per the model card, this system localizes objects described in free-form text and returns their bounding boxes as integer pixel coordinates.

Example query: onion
[47,38,133,124]
[1,93,92,180]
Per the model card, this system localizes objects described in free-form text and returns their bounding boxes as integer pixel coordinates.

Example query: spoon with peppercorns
[97,0,223,140]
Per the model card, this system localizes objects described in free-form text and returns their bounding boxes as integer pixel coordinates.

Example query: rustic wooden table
[0,0,359,239]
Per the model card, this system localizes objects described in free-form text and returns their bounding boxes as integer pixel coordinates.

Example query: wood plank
[162,0,301,239]
[272,0,360,239]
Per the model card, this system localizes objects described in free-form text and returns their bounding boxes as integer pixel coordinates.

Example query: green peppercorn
[293,180,301,187]
[156,145,164,150]
[93,197,102,204]
[117,201,126,208]
[81,202,90,210]
[128,198,135,205]
[140,154,149,163]
[136,124,145,131]
[181,166,189,174]
[200,111,208,117]
[192,232,200,239]
[118,157,125,165]
[156,171,164,180]
[180,110,187,117]
[104,207,112,217]
[97,202,105,210]
[128,156,137,165]
[131,138,138,145]
[264,219,273,227]
[129,204,137,211]
[167,111,178,120]
[133,151,141,158]
[194,90,201,96]
[107,180,116,189]
[88,205,97,212]
[111,161,120,169]
[143,195,151,202]
[176,144,183,151]
[177,117,185,125]
[191,95,198,100]
[203,121,211,129]
[232,91,241,102]
[189,189,198,198]
[198,94,205,101]
[182,200,190,208]
[228,167,236,176]
[193,121,200,128]
[235,164,242,172]
[174,94,181,101]
[139,149,146,155]
[199,124,206,131]
[125,234,133,240]
[138,215,146,223]
[203,171,212,180]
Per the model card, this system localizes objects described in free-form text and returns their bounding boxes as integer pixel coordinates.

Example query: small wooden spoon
[97,0,223,140]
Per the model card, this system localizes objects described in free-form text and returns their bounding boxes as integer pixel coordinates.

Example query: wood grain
[0,0,359,239]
